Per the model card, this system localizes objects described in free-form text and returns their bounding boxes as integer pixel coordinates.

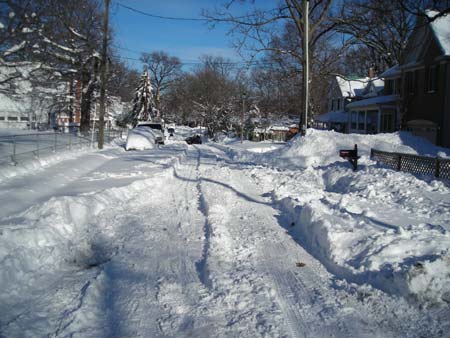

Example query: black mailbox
[339,144,360,171]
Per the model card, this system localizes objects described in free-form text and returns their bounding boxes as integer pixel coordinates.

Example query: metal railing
[0,129,124,166]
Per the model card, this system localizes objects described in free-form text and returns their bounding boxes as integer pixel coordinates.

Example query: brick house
[398,10,450,147]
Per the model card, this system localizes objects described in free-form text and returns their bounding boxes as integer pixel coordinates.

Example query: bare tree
[334,0,416,68]
[140,51,181,114]
[398,0,450,21]
[203,0,338,128]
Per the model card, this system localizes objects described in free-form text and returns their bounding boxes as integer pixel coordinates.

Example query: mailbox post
[339,144,360,171]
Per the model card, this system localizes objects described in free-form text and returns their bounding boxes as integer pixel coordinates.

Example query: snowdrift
[0,169,175,316]
[125,126,158,150]
[229,130,450,305]
[225,129,450,169]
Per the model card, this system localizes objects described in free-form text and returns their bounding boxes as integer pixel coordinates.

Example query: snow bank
[227,129,450,168]
[231,130,450,305]
[0,169,174,312]
[0,146,96,183]
[125,126,157,151]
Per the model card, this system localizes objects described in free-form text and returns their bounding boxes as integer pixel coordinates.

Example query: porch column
[377,108,381,133]
[364,110,368,134]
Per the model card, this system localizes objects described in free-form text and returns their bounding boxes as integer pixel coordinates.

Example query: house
[316,75,383,132]
[0,66,52,129]
[345,11,450,145]
[0,66,126,132]
[398,10,450,147]
[345,81,400,134]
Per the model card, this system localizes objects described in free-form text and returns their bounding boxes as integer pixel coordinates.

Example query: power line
[111,54,300,67]
[115,2,208,22]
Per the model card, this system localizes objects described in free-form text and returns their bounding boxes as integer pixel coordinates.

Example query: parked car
[137,122,164,144]
[185,135,202,145]
[125,126,158,151]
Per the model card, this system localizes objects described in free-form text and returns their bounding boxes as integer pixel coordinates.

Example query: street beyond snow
[0,136,448,337]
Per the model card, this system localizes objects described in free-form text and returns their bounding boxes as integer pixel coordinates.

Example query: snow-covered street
[1,131,449,338]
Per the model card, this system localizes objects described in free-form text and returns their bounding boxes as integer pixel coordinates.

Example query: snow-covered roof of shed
[270,126,290,131]
[336,76,369,97]
[346,95,399,109]
[427,10,450,56]
[316,110,348,123]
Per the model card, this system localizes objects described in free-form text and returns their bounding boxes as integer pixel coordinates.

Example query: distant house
[0,67,126,132]
[0,67,52,129]
[398,10,450,147]
[316,75,383,132]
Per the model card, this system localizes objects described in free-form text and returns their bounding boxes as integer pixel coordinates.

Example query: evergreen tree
[129,69,157,126]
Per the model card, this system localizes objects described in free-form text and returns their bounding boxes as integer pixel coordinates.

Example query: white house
[316,75,383,132]
[0,66,60,130]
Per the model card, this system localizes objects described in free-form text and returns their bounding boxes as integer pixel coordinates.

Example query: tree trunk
[80,71,94,134]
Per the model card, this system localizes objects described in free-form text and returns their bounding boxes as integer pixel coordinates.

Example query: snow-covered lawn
[0,129,449,337]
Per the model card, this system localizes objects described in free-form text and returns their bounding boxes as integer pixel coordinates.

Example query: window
[351,111,357,129]
[7,116,18,121]
[20,116,29,121]
[331,99,335,111]
[395,79,401,94]
[0,116,4,121]
[337,99,341,110]
[385,80,392,95]
[406,71,416,95]
[358,111,365,130]
[427,65,438,92]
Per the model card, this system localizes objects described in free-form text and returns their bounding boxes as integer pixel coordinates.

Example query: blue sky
[110,0,275,71]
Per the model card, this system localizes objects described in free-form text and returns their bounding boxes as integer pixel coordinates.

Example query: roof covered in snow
[335,76,384,98]
[346,95,400,109]
[427,10,450,56]
[316,110,348,123]
[336,76,369,97]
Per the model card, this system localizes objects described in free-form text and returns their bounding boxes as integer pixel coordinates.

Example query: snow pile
[0,169,173,313]
[226,129,450,168]
[0,146,96,183]
[125,126,157,150]
[228,130,450,305]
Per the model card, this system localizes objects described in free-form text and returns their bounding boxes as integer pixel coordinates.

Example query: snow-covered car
[137,122,165,144]
[125,126,159,150]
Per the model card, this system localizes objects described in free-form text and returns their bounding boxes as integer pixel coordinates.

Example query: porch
[346,95,400,134]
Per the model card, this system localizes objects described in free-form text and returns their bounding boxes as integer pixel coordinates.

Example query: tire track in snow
[194,149,214,289]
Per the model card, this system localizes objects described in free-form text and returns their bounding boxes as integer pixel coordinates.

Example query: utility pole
[302,0,309,136]
[98,0,110,149]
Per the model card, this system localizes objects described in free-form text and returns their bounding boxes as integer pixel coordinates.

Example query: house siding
[443,62,450,148]
[403,32,449,147]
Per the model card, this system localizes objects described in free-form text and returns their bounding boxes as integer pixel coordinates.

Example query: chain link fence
[0,129,124,166]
